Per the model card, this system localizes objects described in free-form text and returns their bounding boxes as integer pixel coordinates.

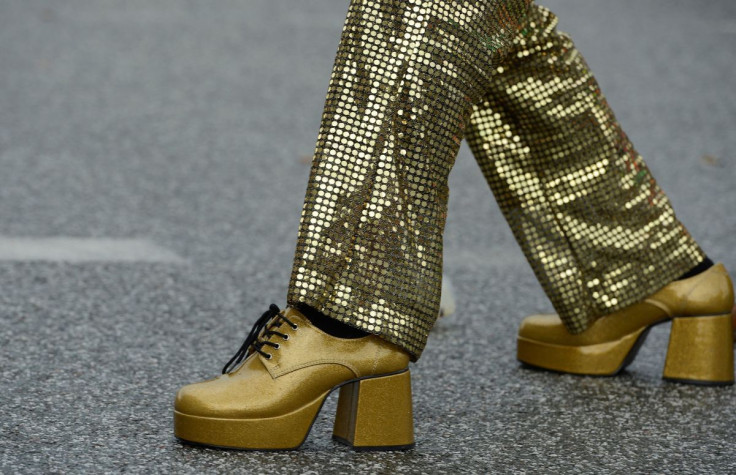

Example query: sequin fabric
[287,1,705,360]
[465,4,705,335]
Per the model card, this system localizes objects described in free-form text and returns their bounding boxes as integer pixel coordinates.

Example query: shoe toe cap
[173,369,305,419]
[174,379,221,417]
[174,375,254,418]
[518,314,569,342]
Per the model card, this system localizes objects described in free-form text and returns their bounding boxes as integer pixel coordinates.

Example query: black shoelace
[221,304,298,374]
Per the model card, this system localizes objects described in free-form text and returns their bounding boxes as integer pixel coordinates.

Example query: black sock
[296,304,370,339]
[676,256,714,280]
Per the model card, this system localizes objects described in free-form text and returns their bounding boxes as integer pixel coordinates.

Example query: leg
[175,0,541,451]
[465,3,707,334]
[464,4,734,384]
[287,0,533,360]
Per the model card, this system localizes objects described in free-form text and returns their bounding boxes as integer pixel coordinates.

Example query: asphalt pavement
[1,1,735,473]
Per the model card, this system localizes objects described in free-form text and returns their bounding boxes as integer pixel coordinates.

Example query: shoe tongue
[283,306,308,324]
[260,307,306,342]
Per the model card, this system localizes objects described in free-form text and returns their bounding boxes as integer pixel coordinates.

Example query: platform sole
[174,369,414,450]
[518,314,734,385]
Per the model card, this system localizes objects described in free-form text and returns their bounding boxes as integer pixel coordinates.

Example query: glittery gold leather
[174,307,413,450]
[517,263,734,384]
[287,1,706,360]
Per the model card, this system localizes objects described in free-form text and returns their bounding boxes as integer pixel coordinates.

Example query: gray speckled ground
[1,1,735,473]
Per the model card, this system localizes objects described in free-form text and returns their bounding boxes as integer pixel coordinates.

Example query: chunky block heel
[517,263,735,384]
[332,370,414,450]
[663,314,734,386]
[174,306,414,451]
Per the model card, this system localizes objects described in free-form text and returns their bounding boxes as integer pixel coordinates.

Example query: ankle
[295,304,370,339]
[676,256,714,281]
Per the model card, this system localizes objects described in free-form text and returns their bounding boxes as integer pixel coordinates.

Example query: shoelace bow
[221,303,298,374]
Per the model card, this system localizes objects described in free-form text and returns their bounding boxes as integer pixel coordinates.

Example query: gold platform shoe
[517,262,735,385]
[174,305,414,450]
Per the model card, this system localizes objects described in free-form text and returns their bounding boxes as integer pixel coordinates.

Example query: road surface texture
[1,1,735,473]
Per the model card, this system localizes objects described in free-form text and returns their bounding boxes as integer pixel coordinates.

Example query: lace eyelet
[282,334,289,341]
[265,353,272,359]
[291,324,299,331]
[273,343,280,350]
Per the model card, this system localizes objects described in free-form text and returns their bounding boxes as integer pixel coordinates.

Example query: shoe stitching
[270,359,360,379]
[371,344,380,376]
[679,271,713,315]
[643,298,672,316]
[647,265,725,317]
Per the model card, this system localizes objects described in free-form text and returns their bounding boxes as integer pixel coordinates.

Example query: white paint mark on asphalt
[0,237,186,263]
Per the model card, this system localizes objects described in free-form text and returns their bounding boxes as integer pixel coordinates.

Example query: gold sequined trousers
[286,1,706,361]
